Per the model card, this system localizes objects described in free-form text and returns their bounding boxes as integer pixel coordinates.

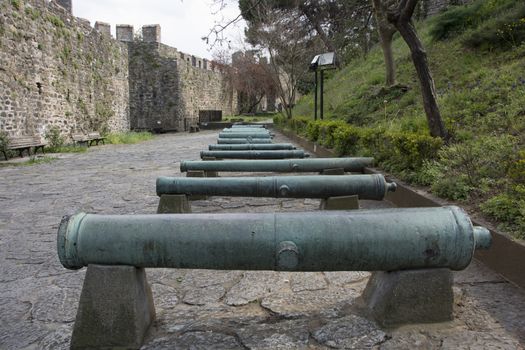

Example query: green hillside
[277,0,525,239]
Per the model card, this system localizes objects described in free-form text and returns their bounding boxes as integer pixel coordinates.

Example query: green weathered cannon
[231,124,265,128]
[217,138,273,144]
[156,174,395,199]
[57,206,491,271]
[222,128,271,133]
[200,150,308,159]
[218,132,272,139]
[181,157,374,173]
[209,144,296,151]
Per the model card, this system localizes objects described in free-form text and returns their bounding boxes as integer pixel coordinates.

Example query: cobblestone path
[0,130,524,349]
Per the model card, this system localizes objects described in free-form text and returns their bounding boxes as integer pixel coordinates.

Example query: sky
[74,0,246,60]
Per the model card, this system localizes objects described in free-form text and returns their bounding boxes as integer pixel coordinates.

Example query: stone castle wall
[128,39,236,132]
[0,0,237,139]
[0,0,130,139]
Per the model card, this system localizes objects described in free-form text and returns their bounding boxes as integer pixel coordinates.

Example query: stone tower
[142,25,161,43]
[116,25,134,42]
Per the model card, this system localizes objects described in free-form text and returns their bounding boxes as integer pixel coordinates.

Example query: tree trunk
[372,0,398,86]
[394,19,448,139]
[379,27,396,86]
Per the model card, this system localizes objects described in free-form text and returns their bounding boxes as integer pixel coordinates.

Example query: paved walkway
[0,130,524,349]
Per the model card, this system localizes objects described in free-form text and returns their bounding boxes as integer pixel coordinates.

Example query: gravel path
[0,130,523,349]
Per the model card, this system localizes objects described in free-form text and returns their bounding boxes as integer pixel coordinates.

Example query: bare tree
[383,0,448,139]
[231,51,277,113]
[244,3,322,119]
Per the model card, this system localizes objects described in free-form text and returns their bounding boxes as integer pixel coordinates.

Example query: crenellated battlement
[0,0,237,139]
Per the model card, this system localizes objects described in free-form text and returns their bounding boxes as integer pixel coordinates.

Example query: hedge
[274,115,443,174]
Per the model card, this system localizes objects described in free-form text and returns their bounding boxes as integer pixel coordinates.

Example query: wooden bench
[87,132,106,146]
[1,135,47,160]
[71,132,106,147]
[71,133,89,147]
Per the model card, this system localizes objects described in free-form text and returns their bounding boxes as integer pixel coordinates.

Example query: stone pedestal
[320,168,345,175]
[71,265,156,349]
[362,268,453,327]
[320,195,359,210]
[157,194,191,213]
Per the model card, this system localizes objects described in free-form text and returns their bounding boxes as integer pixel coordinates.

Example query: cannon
[222,128,271,133]
[181,157,374,173]
[200,150,309,159]
[209,144,296,151]
[58,206,491,271]
[218,132,272,139]
[156,174,396,200]
[217,138,273,144]
[232,124,265,128]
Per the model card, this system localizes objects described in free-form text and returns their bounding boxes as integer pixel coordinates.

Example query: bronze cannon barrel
[209,144,296,151]
[219,132,272,139]
[217,138,273,144]
[180,158,374,173]
[200,150,309,159]
[57,207,491,271]
[222,128,271,133]
[231,124,265,128]
[156,174,396,199]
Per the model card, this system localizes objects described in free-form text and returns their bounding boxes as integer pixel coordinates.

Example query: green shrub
[424,135,518,199]
[47,15,65,28]
[0,131,14,159]
[463,5,525,50]
[430,0,518,41]
[275,117,443,178]
[45,126,65,149]
[481,189,525,239]
[11,0,21,10]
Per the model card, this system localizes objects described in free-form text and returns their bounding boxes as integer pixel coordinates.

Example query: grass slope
[288,0,525,239]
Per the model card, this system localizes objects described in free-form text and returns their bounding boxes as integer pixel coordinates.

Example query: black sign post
[310,52,336,121]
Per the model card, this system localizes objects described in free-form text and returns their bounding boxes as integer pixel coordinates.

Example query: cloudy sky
[74,0,246,59]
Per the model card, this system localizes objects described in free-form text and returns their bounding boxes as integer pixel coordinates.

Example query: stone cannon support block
[71,265,156,349]
[320,168,345,175]
[157,194,191,214]
[320,195,359,210]
[362,268,453,327]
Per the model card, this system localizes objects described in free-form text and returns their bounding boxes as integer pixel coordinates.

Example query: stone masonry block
[143,25,161,43]
[71,265,156,349]
[116,25,134,42]
[320,195,359,210]
[94,21,111,37]
[362,268,453,327]
[157,194,191,214]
